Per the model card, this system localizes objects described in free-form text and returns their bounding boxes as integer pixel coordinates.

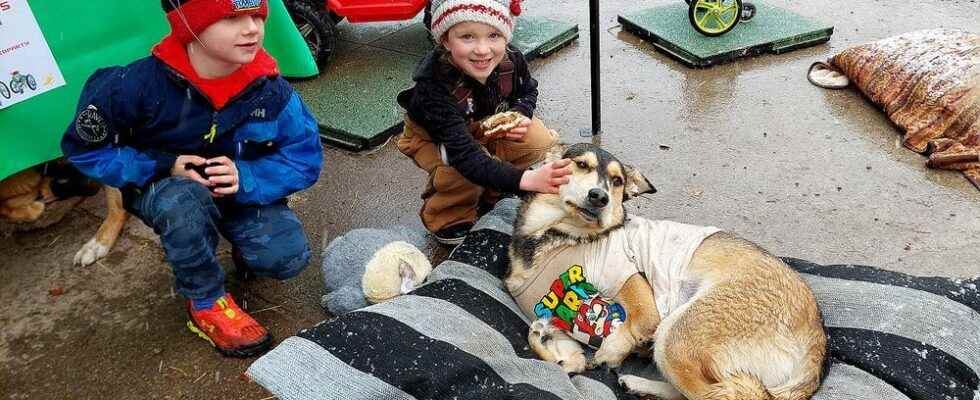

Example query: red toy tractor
[283,0,432,66]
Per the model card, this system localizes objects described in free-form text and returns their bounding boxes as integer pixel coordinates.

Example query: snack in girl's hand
[480,111,526,139]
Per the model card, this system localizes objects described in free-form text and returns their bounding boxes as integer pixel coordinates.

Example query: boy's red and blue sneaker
[186,294,272,357]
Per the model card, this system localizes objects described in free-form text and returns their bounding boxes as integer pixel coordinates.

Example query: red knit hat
[161,0,269,44]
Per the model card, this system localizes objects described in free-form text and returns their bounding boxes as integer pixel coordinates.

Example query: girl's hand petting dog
[172,155,239,196]
[520,159,572,194]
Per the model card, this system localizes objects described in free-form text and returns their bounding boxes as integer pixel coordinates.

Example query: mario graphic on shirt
[532,264,627,348]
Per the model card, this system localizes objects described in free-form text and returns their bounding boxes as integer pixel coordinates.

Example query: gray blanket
[249,198,980,400]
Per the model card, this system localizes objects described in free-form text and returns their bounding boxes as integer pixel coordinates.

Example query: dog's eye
[576,161,588,169]
[612,177,624,187]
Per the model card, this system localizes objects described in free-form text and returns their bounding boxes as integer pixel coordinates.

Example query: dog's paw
[590,346,627,370]
[618,376,683,399]
[618,375,646,395]
[558,352,587,374]
[74,237,110,266]
[529,319,551,339]
[0,200,45,222]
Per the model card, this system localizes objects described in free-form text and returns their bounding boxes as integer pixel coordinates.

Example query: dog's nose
[588,188,609,207]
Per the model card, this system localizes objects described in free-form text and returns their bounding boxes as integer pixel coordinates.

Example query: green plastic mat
[294,16,578,152]
[0,0,316,181]
[618,1,833,68]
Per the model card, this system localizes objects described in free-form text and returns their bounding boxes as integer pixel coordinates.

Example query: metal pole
[589,0,601,136]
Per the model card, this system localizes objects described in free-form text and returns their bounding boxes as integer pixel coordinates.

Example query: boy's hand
[519,159,572,194]
[172,155,212,187]
[204,156,239,197]
[504,117,531,142]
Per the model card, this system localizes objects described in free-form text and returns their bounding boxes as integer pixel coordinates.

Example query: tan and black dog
[1,162,128,266]
[505,143,826,400]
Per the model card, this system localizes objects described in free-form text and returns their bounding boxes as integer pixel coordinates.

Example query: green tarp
[0,0,316,180]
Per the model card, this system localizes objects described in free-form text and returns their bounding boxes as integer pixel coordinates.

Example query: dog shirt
[512,217,720,348]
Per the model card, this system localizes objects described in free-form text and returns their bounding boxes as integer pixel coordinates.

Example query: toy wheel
[741,2,756,21]
[423,1,433,30]
[285,0,337,67]
[10,79,23,94]
[688,0,742,37]
[26,75,36,91]
[0,81,9,99]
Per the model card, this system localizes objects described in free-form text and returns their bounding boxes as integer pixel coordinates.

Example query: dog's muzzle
[577,206,601,222]
[587,188,608,208]
[576,188,608,223]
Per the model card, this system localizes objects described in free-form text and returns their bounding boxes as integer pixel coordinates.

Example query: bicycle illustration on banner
[0,70,36,99]
[0,0,65,110]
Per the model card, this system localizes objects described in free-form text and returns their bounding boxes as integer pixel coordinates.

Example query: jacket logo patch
[75,105,109,144]
[250,108,266,119]
[232,0,262,11]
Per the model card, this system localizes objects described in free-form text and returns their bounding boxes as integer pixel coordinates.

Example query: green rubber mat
[618,1,833,68]
[293,16,578,151]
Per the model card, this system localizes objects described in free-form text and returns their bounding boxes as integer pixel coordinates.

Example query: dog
[505,143,826,400]
[1,161,129,266]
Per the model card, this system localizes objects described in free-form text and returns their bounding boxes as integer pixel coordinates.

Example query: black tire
[423,1,433,30]
[10,78,23,94]
[423,1,437,45]
[26,75,36,91]
[0,81,9,99]
[740,2,756,21]
[688,0,741,37]
[285,0,337,67]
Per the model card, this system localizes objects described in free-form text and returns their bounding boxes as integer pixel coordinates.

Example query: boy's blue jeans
[124,177,310,303]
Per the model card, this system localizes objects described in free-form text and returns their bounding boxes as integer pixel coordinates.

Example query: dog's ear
[623,164,656,201]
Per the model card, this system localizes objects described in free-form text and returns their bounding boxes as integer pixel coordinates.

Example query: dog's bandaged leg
[528,319,587,374]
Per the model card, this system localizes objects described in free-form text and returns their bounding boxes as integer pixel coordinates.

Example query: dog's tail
[703,372,774,400]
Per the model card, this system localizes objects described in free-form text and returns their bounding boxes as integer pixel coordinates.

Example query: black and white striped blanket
[249,199,980,400]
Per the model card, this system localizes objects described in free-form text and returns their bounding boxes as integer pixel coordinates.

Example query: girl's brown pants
[396,116,558,233]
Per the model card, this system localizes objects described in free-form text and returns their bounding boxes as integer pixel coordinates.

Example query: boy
[397,0,573,245]
[61,0,323,357]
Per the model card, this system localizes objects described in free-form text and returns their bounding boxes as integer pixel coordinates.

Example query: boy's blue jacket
[61,41,322,205]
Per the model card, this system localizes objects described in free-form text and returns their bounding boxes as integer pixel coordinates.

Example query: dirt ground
[2,0,979,399]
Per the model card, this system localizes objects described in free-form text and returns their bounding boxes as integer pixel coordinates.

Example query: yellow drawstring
[203,123,217,143]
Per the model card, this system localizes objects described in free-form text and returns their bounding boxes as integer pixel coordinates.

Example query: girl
[397,0,571,244]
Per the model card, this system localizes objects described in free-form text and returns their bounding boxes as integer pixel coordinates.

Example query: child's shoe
[432,222,474,245]
[186,294,272,357]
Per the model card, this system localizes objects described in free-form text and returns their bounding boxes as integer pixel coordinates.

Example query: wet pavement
[2,0,979,398]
